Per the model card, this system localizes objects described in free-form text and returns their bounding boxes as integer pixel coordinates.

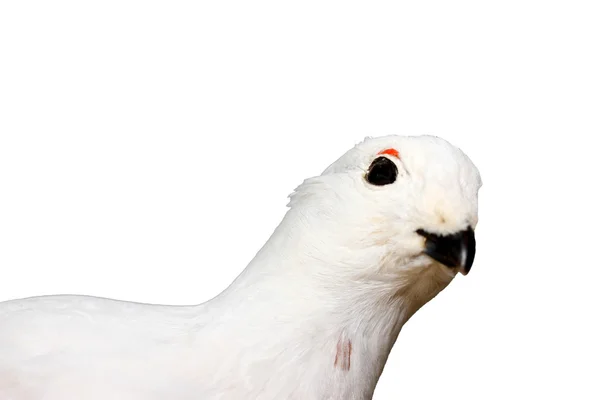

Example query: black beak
[416,227,476,275]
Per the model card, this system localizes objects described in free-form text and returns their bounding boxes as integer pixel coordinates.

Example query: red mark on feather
[334,338,352,371]
[378,148,400,159]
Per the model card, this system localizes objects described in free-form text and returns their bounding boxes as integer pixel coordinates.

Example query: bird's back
[0,295,204,399]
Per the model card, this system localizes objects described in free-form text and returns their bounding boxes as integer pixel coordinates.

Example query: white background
[1,1,599,399]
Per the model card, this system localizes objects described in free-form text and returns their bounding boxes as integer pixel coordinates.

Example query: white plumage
[0,135,482,400]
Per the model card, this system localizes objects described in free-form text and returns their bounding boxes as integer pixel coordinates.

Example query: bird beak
[416,227,476,275]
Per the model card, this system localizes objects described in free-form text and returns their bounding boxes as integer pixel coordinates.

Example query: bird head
[287,135,482,291]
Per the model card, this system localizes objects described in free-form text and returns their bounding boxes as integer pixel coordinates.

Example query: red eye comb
[377,148,400,159]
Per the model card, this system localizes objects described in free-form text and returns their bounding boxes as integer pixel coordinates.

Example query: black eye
[366,156,398,186]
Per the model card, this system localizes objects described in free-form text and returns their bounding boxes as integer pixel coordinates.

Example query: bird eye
[366,156,398,186]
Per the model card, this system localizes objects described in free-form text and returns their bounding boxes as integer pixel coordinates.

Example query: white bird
[0,135,482,400]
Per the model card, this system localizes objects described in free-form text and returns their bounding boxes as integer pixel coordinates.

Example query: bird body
[0,135,482,399]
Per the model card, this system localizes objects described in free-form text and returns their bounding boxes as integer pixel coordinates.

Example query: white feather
[0,135,481,400]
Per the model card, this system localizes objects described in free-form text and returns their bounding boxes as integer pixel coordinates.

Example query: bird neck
[200,208,453,398]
